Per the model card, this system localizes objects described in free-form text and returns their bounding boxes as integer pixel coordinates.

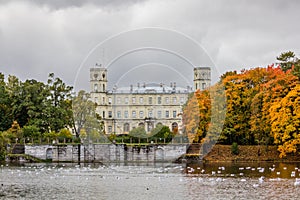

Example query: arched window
[138,122,145,128]
[124,123,130,132]
[103,84,105,92]
[147,122,153,132]
[156,122,163,127]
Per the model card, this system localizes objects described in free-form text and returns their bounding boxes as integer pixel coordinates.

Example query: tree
[182,92,201,143]
[0,131,8,160]
[46,73,73,132]
[277,51,296,72]
[22,125,41,139]
[270,84,300,158]
[19,79,49,132]
[277,51,300,78]
[129,126,147,139]
[3,121,22,143]
[149,124,173,142]
[72,90,104,139]
[0,73,13,131]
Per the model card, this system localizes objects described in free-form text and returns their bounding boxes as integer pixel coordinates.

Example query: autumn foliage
[183,65,300,158]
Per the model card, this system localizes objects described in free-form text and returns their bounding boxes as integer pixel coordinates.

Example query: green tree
[149,125,173,143]
[22,125,41,139]
[72,90,104,139]
[0,131,8,160]
[0,73,13,131]
[277,51,297,72]
[3,121,22,143]
[129,126,147,139]
[277,51,300,78]
[20,79,49,132]
[46,73,73,132]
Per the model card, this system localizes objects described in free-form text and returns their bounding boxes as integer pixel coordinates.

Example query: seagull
[259,176,264,183]
[294,178,300,186]
[259,168,265,173]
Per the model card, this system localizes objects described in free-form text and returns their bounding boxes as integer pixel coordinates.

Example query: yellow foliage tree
[270,84,300,157]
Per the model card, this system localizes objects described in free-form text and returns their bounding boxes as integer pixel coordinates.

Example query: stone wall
[25,144,187,163]
[25,145,53,160]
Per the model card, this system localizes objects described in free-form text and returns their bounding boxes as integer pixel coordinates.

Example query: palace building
[90,66,211,134]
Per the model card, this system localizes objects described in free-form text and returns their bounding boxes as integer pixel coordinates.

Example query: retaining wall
[25,144,187,162]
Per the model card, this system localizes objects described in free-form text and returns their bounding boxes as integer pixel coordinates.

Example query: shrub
[231,142,239,155]
[22,125,40,139]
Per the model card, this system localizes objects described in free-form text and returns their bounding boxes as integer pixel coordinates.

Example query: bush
[231,142,239,155]
[22,125,40,139]
[0,132,8,160]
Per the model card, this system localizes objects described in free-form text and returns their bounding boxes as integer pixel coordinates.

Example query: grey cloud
[0,0,300,92]
[0,0,149,10]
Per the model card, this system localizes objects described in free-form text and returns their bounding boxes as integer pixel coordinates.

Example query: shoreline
[3,144,300,164]
[202,144,300,162]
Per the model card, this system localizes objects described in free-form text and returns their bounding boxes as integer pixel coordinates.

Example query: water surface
[1,162,300,199]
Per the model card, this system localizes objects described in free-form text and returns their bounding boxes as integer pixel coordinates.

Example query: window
[125,97,129,104]
[108,97,112,104]
[202,83,206,89]
[117,111,121,118]
[157,97,161,104]
[165,97,169,104]
[148,110,153,118]
[157,111,162,118]
[117,97,121,104]
[132,97,136,104]
[147,122,153,132]
[103,84,105,92]
[165,111,169,118]
[180,97,184,104]
[102,97,105,104]
[138,122,145,128]
[173,97,177,104]
[124,111,128,118]
[108,111,112,118]
[94,84,98,92]
[108,126,112,133]
[139,111,144,118]
[173,111,177,118]
[139,97,144,104]
[132,111,136,118]
[103,111,105,118]
[95,97,98,104]
[124,123,130,132]
[148,97,152,104]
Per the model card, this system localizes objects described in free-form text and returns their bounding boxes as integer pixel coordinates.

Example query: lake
[1,162,300,199]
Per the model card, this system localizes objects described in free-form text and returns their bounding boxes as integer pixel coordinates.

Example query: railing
[8,136,190,145]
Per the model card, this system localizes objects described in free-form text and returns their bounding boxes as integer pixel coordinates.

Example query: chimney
[160,83,163,87]
[143,82,146,88]
[173,82,176,89]
[137,83,140,88]
[170,82,173,88]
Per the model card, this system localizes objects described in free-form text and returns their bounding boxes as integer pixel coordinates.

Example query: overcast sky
[0,0,300,91]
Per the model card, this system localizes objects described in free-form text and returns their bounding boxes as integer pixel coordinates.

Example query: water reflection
[1,162,300,199]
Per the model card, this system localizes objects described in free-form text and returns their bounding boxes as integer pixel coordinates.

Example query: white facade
[90,66,211,134]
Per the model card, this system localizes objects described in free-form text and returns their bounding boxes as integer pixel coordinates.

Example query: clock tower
[90,64,108,118]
